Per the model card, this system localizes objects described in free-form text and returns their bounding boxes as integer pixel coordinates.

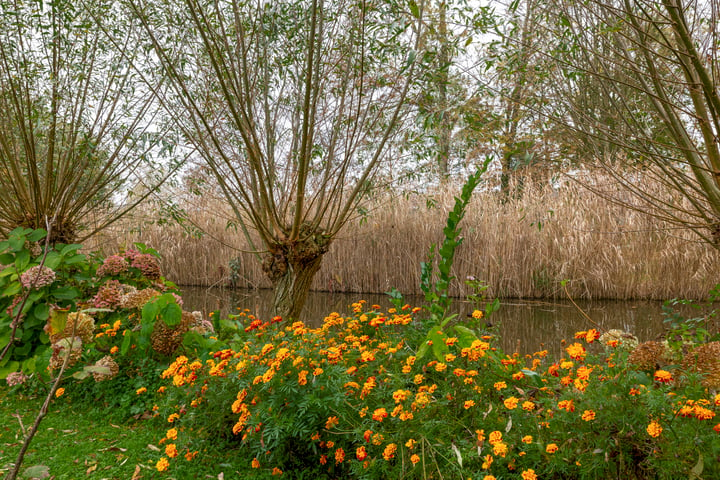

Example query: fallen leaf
[146,444,160,452]
[130,464,142,480]
[85,464,96,475]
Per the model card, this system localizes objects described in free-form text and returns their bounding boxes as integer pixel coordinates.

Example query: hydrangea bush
[153,304,720,479]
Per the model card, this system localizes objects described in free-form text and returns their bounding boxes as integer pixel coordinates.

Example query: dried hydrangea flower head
[151,310,205,356]
[120,288,161,310]
[20,265,56,289]
[49,336,83,370]
[92,355,120,382]
[682,341,720,389]
[131,253,161,280]
[92,280,124,309]
[6,371,28,387]
[49,311,95,344]
[96,255,129,277]
[599,329,638,350]
[628,341,672,371]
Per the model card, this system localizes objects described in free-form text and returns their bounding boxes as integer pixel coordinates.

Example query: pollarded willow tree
[127,0,427,320]
[542,0,720,245]
[0,0,179,245]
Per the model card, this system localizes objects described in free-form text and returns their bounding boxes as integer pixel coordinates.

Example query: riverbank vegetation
[100,170,720,301]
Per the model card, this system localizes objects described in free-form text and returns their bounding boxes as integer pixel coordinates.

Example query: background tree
[129,0,426,319]
[0,0,178,244]
[542,0,720,245]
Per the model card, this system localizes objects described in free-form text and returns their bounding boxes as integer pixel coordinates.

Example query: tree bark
[262,224,330,321]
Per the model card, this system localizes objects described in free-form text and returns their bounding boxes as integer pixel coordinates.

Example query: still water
[180,287,694,357]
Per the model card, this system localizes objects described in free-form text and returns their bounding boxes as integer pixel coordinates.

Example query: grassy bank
[98,174,719,300]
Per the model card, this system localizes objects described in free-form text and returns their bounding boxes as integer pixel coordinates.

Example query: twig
[562,281,603,331]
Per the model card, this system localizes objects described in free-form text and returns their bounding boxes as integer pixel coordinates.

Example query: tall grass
[100,173,720,300]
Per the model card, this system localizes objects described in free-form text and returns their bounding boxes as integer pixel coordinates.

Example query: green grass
[0,388,254,480]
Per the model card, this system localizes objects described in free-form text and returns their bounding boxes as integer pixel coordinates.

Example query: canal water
[180,287,706,358]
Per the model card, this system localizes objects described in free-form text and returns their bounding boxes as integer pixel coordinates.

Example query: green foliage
[417,159,491,361]
[154,305,720,479]
[662,285,720,353]
[0,228,91,377]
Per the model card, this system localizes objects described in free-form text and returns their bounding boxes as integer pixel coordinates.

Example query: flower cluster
[152,303,720,479]
[19,265,56,289]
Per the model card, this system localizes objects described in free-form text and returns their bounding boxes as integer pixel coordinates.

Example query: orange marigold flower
[585,329,600,343]
[271,467,282,476]
[184,450,198,461]
[325,416,339,429]
[136,387,147,395]
[445,337,458,346]
[405,438,416,449]
[156,457,169,472]
[482,454,493,469]
[493,381,507,391]
[382,443,397,461]
[522,435,533,444]
[356,446,367,461]
[521,469,537,480]
[581,410,596,421]
[319,454,327,465]
[472,310,483,319]
[483,475,496,480]
[410,453,420,464]
[110,346,119,354]
[566,343,586,360]
[546,443,558,453]
[647,420,662,438]
[654,370,673,383]
[434,362,447,372]
[335,448,345,464]
[168,413,180,423]
[165,443,178,458]
[629,387,641,396]
[166,428,178,440]
[492,441,508,457]
[55,388,65,398]
[413,374,424,384]
[372,408,388,421]
[476,430,485,443]
[363,430,373,442]
[522,401,535,411]
[503,396,519,410]
[313,368,323,376]
[393,389,411,403]
[512,371,525,380]
[464,400,476,409]
[488,430,502,444]
[713,424,720,433]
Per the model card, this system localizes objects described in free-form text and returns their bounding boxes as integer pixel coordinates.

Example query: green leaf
[0,253,14,265]
[161,302,182,327]
[22,464,50,479]
[408,0,420,18]
[8,235,25,252]
[52,286,80,300]
[142,301,160,325]
[27,229,47,242]
[32,303,50,321]
[15,250,30,271]
[42,251,61,270]
[120,330,133,356]
[0,361,20,379]
[2,282,21,298]
[60,244,82,256]
[689,454,703,479]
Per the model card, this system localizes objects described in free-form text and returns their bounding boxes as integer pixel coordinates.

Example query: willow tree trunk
[262,226,331,321]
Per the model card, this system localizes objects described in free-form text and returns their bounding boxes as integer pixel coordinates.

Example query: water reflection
[181,287,686,357]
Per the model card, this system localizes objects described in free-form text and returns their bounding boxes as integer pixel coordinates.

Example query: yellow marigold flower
[372,408,388,421]
[410,453,420,465]
[168,413,180,423]
[55,388,65,398]
[464,400,475,409]
[251,458,260,468]
[482,454,493,469]
[165,443,178,458]
[581,410,596,421]
[405,438,417,449]
[472,310,483,319]
[382,443,397,460]
[157,386,166,394]
[110,346,119,354]
[546,443,558,453]
[371,433,384,445]
[512,371,525,380]
[494,381,507,390]
[492,441,508,457]
[136,387,147,395]
[185,450,198,461]
[483,476,496,480]
[156,457,169,472]
[313,367,324,376]
[489,430,502,444]
[413,374,424,384]
[325,416,339,429]
[522,401,535,411]
[521,469,537,480]
[566,342,586,360]
[558,399,575,412]
[522,435,533,444]
[434,362,447,372]
[654,370,673,383]
[271,467,282,476]
[504,396,519,410]
[358,406,368,418]
[399,411,414,421]
[444,353,456,363]
[166,428,178,440]
[356,446,368,460]
[335,448,345,464]
[393,389,410,403]
[647,420,662,438]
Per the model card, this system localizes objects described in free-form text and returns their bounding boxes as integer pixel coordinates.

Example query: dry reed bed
[100,177,720,300]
